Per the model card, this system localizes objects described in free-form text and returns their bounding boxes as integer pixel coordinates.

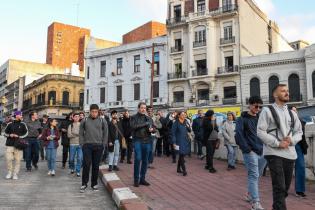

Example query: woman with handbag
[108,110,124,172]
[203,110,219,173]
[171,111,191,176]
[41,118,60,176]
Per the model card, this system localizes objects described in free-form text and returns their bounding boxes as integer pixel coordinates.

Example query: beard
[279,96,289,103]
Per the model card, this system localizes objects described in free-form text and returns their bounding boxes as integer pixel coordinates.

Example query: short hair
[248,96,263,105]
[272,84,287,95]
[90,104,99,111]
[146,105,153,111]
[43,114,49,119]
[138,102,146,109]
[111,110,117,116]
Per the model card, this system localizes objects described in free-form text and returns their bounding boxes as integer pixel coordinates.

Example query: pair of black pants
[82,144,104,187]
[156,137,163,156]
[265,155,295,210]
[177,154,186,172]
[121,138,133,162]
[62,145,70,166]
[164,136,171,156]
[25,138,39,169]
[206,140,217,169]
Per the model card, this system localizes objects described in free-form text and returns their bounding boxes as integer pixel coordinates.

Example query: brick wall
[209,0,219,10]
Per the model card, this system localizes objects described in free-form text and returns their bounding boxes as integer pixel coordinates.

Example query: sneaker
[33,164,38,170]
[80,185,87,193]
[47,171,52,175]
[76,173,80,177]
[204,165,209,170]
[108,165,113,172]
[183,171,187,176]
[139,180,150,186]
[113,166,120,171]
[92,185,99,191]
[70,170,74,174]
[5,172,12,179]
[12,174,18,180]
[296,192,307,198]
[251,202,264,210]
[209,168,217,173]
[244,193,252,203]
[51,170,55,176]
[26,168,32,172]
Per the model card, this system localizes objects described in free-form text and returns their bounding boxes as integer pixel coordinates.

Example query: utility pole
[150,43,155,108]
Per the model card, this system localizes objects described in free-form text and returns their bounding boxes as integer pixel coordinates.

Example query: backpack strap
[267,105,280,140]
[288,109,295,136]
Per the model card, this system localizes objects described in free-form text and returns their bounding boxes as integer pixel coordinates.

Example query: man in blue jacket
[235,96,267,210]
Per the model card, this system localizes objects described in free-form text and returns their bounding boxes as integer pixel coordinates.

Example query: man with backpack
[79,104,108,193]
[235,96,266,210]
[257,84,302,210]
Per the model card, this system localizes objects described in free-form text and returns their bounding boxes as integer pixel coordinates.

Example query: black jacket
[59,120,72,146]
[121,117,132,139]
[202,118,219,145]
[130,113,154,142]
[4,120,28,146]
[108,121,123,152]
[298,119,308,154]
[192,116,203,141]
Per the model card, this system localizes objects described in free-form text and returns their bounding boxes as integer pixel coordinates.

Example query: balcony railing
[172,102,185,108]
[171,45,184,53]
[192,68,208,77]
[222,97,237,105]
[168,72,187,80]
[220,36,235,45]
[217,65,239,75]
[196,100,210,106]
[210,4,238,16]
[193,40,206,48]
[23,101,82,111]
[166,16,187,26]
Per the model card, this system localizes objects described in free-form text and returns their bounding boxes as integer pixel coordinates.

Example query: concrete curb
[99,165,149,210]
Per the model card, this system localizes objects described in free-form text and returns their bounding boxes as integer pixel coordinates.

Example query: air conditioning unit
[212,95,219,101]
[111,72,116,76]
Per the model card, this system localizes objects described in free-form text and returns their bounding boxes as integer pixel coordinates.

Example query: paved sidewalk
[0,137,116,210]
[116,155,315,210]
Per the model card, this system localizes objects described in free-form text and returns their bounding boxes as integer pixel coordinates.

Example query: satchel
[114,124,127,149]
[14,138,29,150]
[208,129,218,141]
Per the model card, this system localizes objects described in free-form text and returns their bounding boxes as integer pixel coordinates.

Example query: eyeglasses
[254,105,263,109]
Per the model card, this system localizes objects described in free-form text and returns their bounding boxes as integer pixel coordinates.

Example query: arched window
[250,77,260,97]
[48,91,56,105]
[288,74,300,102]
[269,76,279,103]
[312,71,315,98]
[62,91,69,105]
[194,25,206,47]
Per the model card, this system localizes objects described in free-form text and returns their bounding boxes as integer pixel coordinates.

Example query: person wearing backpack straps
[79,104,108,193]
[257,84,303,210]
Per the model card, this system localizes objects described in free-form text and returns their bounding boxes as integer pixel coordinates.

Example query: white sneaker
[51,170,55,176]
[251,202,264,210]
[12,174,18,180]
[48,170,52,175]
[5,172,12,179]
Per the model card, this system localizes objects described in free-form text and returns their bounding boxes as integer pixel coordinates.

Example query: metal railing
[168,72,187,80]
[217,65,239,74]
[192,69,208,77]
[196,100,210,106]
[171,45,184,53]
[166,16,187,26]
[210,4,238,16]
[220,36,235,45]
[23,101,82,111]
[193,40,206,48]
[222,97,237,105]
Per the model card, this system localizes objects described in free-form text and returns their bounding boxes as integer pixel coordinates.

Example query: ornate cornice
[241,58,305,70]
[113,79,124,84]
[131,76,142,81]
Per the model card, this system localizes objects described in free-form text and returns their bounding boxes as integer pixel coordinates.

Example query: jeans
[82,144,103,187]
[206,140,217,169]
[134,139,152,183]
[226,144,238,167]
[121,138,133,162]
[295,144,306,193]
[108,140,120,166]
[69,145,83,173]
[266,155,295,210]
[149,136,157,164]
[243,151,267,202]
[62,145,70,166]
[46,148,57,171]
[26,138,39,169]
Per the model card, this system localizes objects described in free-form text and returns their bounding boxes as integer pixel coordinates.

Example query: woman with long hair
[203,110,219,173]
[171,111,191,176]
[41,118,60,176]
[222,112,237,170]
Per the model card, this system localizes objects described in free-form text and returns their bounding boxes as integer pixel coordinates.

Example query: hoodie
[235,111,263,155]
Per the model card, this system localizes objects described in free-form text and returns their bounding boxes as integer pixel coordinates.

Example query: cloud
[254,0,275,17]
[126,0,167,22]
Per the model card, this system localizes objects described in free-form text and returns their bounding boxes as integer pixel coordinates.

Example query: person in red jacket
[41,118,60,176]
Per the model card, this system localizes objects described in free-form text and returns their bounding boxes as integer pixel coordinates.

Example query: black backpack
[267,105,295,141]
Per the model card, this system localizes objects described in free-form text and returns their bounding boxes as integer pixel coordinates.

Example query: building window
[154,52,160,76]
[195,29,206,43]
[79,92,84,107]
[116,85,122,101]
[100,61,106,77]
[173,91,184,102]
[48,91,56,105]
[174,5,181,20]
[288,74,300,102]
[175,63,182,75]
[223,24,233,40]
[250,78,260,97]
[86,89,89,105]
[198,89,209,100]
[268,75,279,103]
[100,87,105,103]
[195,59,207,76]
[37,93,45,105]
[153,81,159,98]
[197,0,206,12]
[87,66,90,79]
[225,56,234,69]
[224,86,236,99]
[175,39,182,51]
[134,55,140,73]
[117,58,123,75]
[62,91,69,105]
[222,0,232,11]
[134,84,140,100]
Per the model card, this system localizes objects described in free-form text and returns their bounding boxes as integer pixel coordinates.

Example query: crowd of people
[1,84,311,210]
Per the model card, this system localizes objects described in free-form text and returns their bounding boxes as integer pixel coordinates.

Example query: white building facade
[84,36,168,113]
[166,0,293,110]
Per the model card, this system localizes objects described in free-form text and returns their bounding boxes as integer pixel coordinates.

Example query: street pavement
[0,136,116,210]
[116,155,315,210]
